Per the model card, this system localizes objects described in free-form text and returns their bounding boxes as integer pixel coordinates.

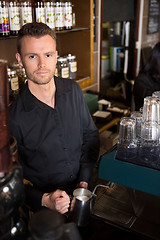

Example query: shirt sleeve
[76,86,100,184]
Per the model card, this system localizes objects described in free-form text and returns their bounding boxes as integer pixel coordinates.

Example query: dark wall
[103,0,135,22]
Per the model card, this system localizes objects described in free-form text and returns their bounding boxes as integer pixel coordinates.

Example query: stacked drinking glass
[116,91,160,170]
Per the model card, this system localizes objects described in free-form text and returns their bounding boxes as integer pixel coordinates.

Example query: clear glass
[130,111,142,139]
[142,96,159,123]
[140,122,159,143]
[118,117,137,147]
[139,122,160,169]
[117,117,137,161]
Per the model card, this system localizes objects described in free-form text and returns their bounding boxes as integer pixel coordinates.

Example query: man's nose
[38,57,46,68]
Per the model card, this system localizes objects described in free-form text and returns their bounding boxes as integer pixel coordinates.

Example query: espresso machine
[94,99,160,240]
[0,60,26,240]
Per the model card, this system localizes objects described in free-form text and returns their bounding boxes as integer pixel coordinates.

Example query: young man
[9,22,100,214]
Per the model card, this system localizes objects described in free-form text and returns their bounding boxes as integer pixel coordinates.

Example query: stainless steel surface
[69,185,112,227]
[69,188,92,227]
[91,180,160,240]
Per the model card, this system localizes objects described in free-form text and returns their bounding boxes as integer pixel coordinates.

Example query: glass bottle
[8,0,20,36]
[55,1,64,31]
[20,0,32,27]
[57,57,69,78]
[72,3,75,27]
[0,0,10,37]
[17,67,27,93]
[67,53,77,79]
[45,0,55,29]
[64,0,72,30]
[35,0,45,23]
[8,68,19,103]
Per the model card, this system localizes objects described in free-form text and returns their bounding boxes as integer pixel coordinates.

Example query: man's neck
[28,78,56,108]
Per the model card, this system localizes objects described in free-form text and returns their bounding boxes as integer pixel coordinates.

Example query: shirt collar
[54,76,72,95]
[21,77,72,111]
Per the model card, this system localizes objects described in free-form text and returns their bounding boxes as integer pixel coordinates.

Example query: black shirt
[9,77,100,211]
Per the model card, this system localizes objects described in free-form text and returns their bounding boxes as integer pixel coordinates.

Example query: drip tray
[91,183,136,228]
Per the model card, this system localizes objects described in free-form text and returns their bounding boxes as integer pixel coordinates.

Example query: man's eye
[29,55,36,59]
[46,54,52,57]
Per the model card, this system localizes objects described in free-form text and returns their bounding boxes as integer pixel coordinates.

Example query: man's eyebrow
[24,53,37,56]
[45,51,56,54]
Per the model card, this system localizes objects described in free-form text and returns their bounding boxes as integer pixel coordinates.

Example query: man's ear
[16,53,23,67]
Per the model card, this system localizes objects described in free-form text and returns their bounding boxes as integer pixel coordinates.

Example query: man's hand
[77,181,88,189]
[41,189,70,214]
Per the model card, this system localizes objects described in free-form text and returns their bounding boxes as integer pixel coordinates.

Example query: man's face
[16,35,57,85]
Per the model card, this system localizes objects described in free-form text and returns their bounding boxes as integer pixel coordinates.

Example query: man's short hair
[17,22,56,54]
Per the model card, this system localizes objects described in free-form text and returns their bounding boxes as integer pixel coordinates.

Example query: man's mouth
[36,70,49,76]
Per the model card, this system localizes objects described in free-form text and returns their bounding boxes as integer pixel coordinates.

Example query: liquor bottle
[55,0,64,31]
[20,0,32,27]
[67,53,77,79]
[45,0,55,29]
[0,0,10,37]
[8,0,20,35]
[64,0,72,30]
[57,57,69,78]
[8,68,19,103]
[35,0,45,23]
[17,67,27,93]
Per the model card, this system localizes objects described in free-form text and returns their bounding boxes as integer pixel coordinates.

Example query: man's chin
[29,78,53,85]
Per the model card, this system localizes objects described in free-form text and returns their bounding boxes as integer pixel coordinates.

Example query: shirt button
[70,175,73,179]
[64,148,68,150]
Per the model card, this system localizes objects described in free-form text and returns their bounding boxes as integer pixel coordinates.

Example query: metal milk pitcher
[69,184,111,227]
[69,188,92,227]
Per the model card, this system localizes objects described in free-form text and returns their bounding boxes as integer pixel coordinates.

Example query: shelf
[82,83,98,91]
[0,27,90,41]
[0,35,17,41]
[56,27,90,34]
[76,76,94,90]
[76,76,90,82]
